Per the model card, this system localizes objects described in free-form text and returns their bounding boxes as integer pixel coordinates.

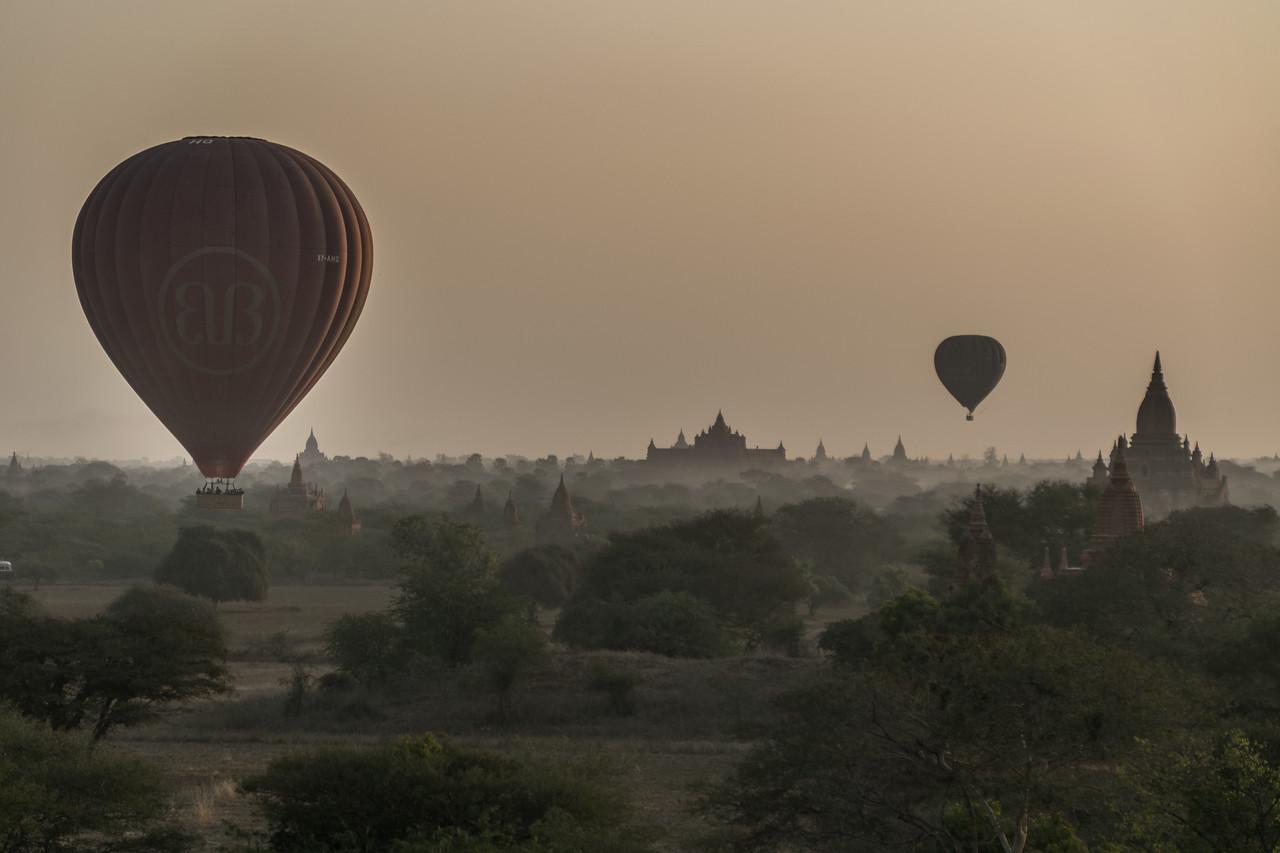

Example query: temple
[536,475,585,543]
[503,491,521,527]
[1081,441,1145,567]
[1091,353,1228,518]
[464,485,486,517]
[888,436,910,465]
[336,489,361,535]
[646,411,786,469]
[6,452,21,476]
[269,456,326,516]
[299,429,327,467]
[957,485,997,581]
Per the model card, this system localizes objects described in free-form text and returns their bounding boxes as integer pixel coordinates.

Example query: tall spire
[1136,350,1176,436]
[503,490,520,526]
[289,455,303,488]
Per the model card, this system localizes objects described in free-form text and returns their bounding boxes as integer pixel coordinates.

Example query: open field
[32,582,853,851]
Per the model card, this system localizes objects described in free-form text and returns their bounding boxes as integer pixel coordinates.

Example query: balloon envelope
[933,335,1006,420]
[72,137,372,477]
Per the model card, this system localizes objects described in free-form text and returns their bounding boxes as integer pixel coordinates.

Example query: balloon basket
[966,414,974,422]
[196,492,245,510]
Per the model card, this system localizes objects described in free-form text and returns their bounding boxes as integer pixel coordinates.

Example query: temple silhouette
[1090,353,1228,518]
[269,455,326,516]
[646,411,786,469]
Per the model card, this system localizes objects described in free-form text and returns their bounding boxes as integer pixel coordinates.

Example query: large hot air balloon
[933,335,1006,420]
[72,137,372,505]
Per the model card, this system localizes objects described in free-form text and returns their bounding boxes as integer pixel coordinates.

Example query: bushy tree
[0,585,230,744]
[556,510,806,653]
[708,581,1205,852]
[864,563,916,610]
[1032,506,1280,664]
[240,734,651,853]
[942,481,1099,566]
[1119,729,1280,853]
[323,611,407,686]
[555,590,726,658]
[392,516,517,665]
[499,545,579,613]
[771,497,901,591]
[472,615,548,722]
[798,559,853,617]
[0,708,193,852]
[155,526,269,604]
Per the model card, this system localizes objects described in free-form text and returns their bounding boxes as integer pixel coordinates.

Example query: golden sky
[2,1,1279,462]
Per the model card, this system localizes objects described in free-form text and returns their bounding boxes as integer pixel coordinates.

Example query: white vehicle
[0,561,12,577]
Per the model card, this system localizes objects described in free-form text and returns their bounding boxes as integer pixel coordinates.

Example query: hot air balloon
[72,137,372,507]
[933,335,1006,421]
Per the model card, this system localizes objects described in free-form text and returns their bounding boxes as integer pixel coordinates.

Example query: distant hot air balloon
[933,335,1006,420]
[72,137,372,499]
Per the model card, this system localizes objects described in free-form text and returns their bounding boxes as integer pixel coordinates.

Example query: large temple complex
[646,411,786,469]
[1090,353,1228,519]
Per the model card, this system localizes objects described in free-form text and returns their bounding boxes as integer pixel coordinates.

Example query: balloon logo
[933,335,1006,421]
[157,247,282,375]
[72,137,372,480]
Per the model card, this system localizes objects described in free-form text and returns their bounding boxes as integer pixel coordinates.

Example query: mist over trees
[10,446,1280,849]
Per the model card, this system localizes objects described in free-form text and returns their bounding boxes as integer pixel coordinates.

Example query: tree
[708,582,1204,852]
[239,734,652,853]
[1032,506,1280,665]
[1121,730,1280,853]
[864,563,916,610]
[472,615,548,722]
[0,708,194,852]
[499,545,579,614]
[554,590,726,658]
[323,611,407,686]
[392,516,517,665]
[798,559,853,617]
[0,585,231,744]
[942,482,1098,566]
[155,526,269,605]
[771,497,901,592]
[556,510,806,652]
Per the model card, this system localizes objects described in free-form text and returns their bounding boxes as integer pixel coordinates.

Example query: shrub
[281,664,314,718]
[761,614,807,657]
[587,662,640,716]
[239,734,651,852]
[0,708,194,852]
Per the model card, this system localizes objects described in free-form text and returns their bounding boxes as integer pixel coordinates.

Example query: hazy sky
[3,1,1279,463]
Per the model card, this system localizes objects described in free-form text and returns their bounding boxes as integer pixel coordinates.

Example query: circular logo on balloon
[157,247,282,376]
